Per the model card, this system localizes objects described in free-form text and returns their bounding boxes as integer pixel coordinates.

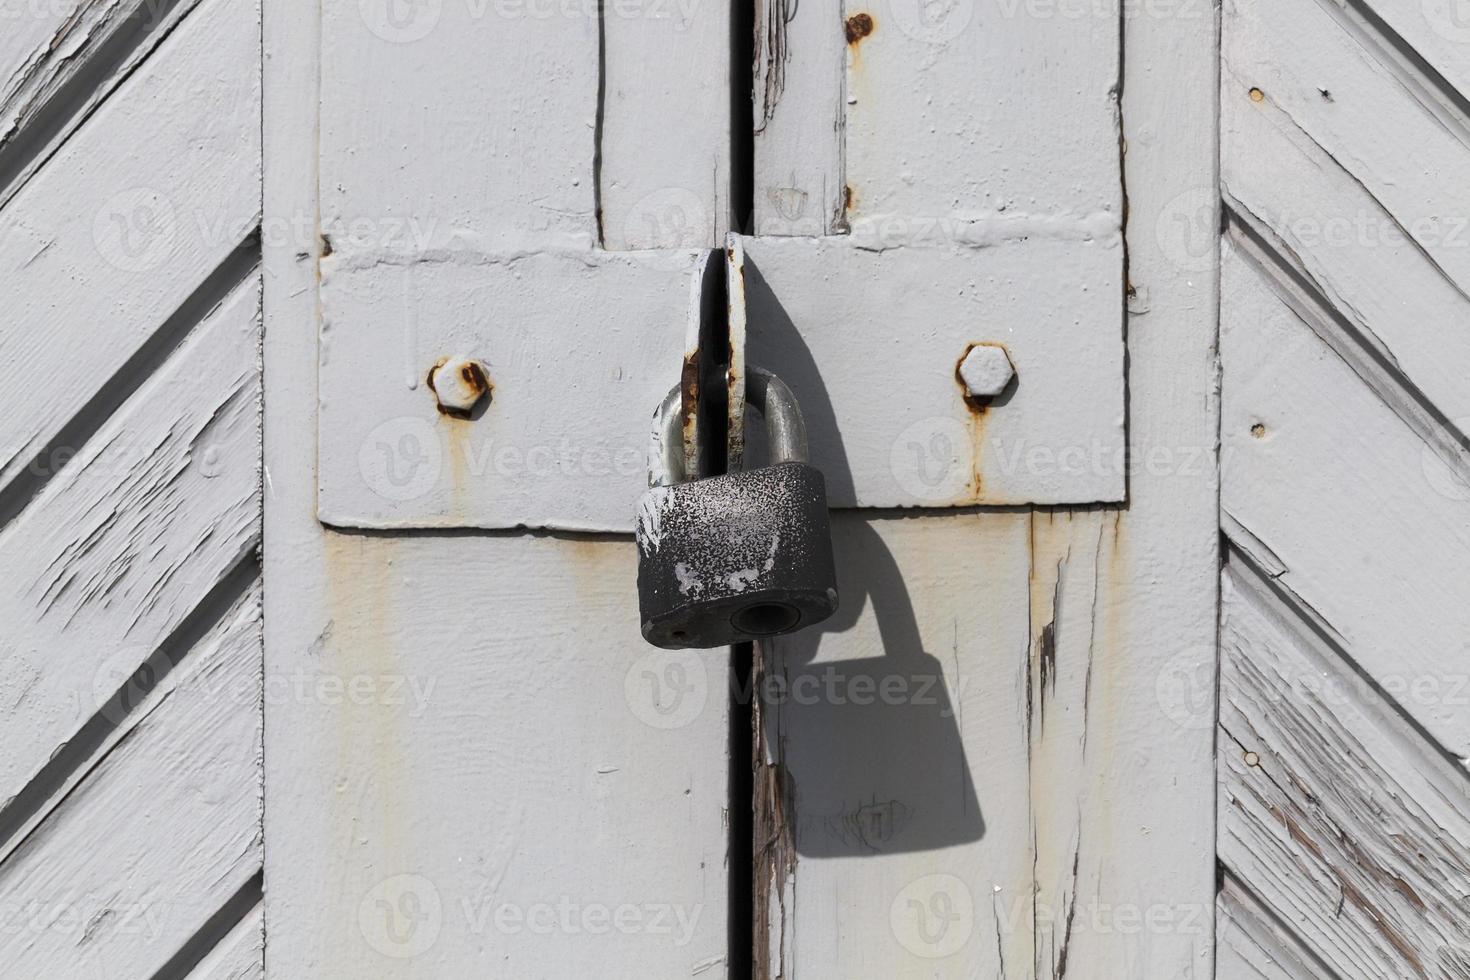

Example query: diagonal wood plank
[1219,562,1470,979]
[0,0,206,207]
[0,274,260,818]
[1220,239,1470,759]
[0,581,261,979]
[0,0,260,493]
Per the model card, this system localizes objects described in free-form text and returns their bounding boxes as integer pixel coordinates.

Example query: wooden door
[35,0,1470,977]
[260,1,1219,977]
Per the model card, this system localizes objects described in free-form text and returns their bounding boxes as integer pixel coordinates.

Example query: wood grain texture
[842,0,1121,245]
[0,0,205,207]
[1223,0,1470,432]
[760,511,1036,976]
[599,4,729,248]
[754,2,1220,972]
[267,3,731,975]
[1219,240,1470,758]
[0,581,261,979]
[1216,875,1335,980]
[751,0,844,236]
[1219,563,1470,979]
[187,903,265,980]
[0,274,260,818]
[0,0,261,493]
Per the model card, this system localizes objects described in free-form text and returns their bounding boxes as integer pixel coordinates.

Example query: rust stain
[845,11,874,44]
[751,640,796,980]
[680,349,700,475]
[955,342,1014,499]
[427,358,493,420]
[843,184,855,215]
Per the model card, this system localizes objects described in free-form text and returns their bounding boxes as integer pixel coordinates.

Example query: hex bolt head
[428,356,491,417]
[958,344,1016,399]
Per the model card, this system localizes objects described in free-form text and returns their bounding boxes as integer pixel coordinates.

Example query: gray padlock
[635,366,839,649]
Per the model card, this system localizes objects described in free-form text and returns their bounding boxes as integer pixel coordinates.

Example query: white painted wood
[0,0,205,207]
[1220,240,1470,759]
[188,904,265,980]
[1217,876,1334,980]
[1317,0,1470,135]
[1223,0,1470,430]
[319,0,597,254]
[0,581,261,979]
[0,0,260,493]
[317,249,697,531]
[0,275,260,816]
[841,0,1121,247]
[267,4,730,976]
[599,4,729,249]
[736,234,1127,506]
[751,0,844,236]
[763,511,1035,975]
[1219,563,1470,978]
[751,1,1219,975]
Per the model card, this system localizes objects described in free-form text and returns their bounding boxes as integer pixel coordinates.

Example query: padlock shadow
[763,518,984,858]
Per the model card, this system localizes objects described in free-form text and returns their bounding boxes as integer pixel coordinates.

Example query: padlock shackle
[649,366,809,487]
[745,366,809,467]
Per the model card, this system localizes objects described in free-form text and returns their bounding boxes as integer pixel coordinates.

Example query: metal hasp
[635,366,839,649]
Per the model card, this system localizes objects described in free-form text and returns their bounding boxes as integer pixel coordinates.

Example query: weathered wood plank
[842,1,1121,245]
[1217,875,1335,980]
[0,581,261,978]
[0,0,261,492]
[1220,240,1470,758]
[751,0,843,236]
[319,0,596,253]
[738,235,1126,507]
[1321,0,1470,131]
[761,511,1036,976]
[599,4,729,248]
[0,0,205,206]
[267,3,732,974]
[0,275,261,815]
[187,903,264,980]
[1218,562,1470,979]
[1223,0,1470,429]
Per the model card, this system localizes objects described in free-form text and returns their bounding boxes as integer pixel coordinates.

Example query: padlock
[635,366,839,649]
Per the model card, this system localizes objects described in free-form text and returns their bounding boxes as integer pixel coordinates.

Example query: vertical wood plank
[600,5,731,248]
[269,2,731,976]
[751,0,844,235]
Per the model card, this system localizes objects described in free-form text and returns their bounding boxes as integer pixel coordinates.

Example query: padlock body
[636,462,839,649]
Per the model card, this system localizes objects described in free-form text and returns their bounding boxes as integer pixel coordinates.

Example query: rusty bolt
[958,344,1016,399]
[428,356,491,417]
